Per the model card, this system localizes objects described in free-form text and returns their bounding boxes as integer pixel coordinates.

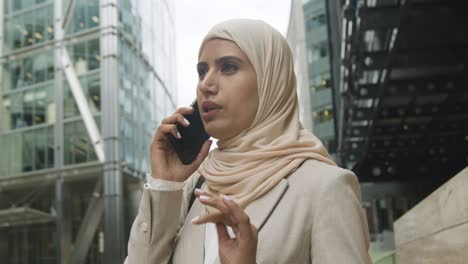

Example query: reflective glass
[63,72,100,119]
[64,119,99,165]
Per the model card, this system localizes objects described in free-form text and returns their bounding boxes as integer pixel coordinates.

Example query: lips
[202,100,222,121]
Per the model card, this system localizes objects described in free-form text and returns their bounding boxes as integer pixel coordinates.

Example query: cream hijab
[197,19,336,209]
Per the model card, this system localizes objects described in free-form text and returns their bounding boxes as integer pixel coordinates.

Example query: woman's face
[196,38,259,140]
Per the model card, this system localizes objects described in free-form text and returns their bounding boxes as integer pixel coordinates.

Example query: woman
[126,19,371,264]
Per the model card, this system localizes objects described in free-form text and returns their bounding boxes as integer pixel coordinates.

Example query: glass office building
[0,0,177,262]
[303,0,337,158]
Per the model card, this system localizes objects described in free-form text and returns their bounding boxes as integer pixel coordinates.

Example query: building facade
[0,0,177,263]
[287,0,338,160]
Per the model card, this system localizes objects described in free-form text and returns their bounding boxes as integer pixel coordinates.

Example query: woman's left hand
[191,189,258,264]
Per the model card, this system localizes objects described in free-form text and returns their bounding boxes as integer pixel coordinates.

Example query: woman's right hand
[150,106,212,182]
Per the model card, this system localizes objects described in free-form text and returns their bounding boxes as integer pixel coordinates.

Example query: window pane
[88,38,100,70]
[64,119,98,165]
[11,133,23,174]
[2,97,12,131]
[12,16,24,49]
[23,90,34,126]
[73,42,88,75]
[11,93,25,129]
[23,131,34,172]
[23,57,33,86]
[34,7,46,44]
[24,13,35,47]
[34,87,46,125]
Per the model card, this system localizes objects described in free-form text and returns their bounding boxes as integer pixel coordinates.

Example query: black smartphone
[167,100,211,165]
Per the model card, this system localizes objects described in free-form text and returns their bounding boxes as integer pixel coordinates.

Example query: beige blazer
[125,159,371,264]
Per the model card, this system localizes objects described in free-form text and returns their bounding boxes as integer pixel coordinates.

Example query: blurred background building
[0,0,176,263]
[288,0,338,160]
[288,0,468,263]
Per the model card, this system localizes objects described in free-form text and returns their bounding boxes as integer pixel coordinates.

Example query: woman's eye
[197,68,207,79]
[221,63,238,73]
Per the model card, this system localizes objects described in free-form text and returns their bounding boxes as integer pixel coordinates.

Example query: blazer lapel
[244,178,289,231]
[175,198,205,263]
[213,179,289,264]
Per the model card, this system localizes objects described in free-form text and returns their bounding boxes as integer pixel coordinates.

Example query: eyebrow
[197,56,245,68]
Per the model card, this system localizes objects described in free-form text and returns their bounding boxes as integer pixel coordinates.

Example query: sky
[174,0,292,106]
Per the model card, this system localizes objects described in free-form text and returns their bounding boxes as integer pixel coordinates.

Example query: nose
[198,69,218,96]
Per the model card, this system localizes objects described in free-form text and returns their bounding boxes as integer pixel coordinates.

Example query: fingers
[222,197,257,240]
[161,112,191,127]
[216,223,231,242]
[152,107,194,144]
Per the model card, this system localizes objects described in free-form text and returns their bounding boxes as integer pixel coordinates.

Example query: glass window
[13,0,22,11]
[33,85,54,125]
[45,7,54,40]
[2,97,12,131]
[64,119,98,165]
[34,128,48,170]
[68,0,100,33]
[23,90,34,126]
[306,13,326,31]
[24,13,35,47]
[313,107,334,124]
[34,7,47,45]
[11,93,25,129]
[73,42,87,75]
[12,16,24,49]
[23,57,34,86]
[63,73,101,119]
[11,133,22,174]
[22,130,35,172]
[3,18,12,53]
[88,38,100,70]
[309,41,328,64]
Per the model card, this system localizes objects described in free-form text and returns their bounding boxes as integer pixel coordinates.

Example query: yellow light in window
[22,30,28,36]
[321,79,327,86]
[26,72,32,78]
[95,55,101,61]
[27,38,34,43]
[34,32,43,39]
[92,16,100,24]
[92,95,100,101]
[47,26,53,33]
[324,110,329,117]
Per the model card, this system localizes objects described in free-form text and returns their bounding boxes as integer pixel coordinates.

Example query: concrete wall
[394,166,468,264]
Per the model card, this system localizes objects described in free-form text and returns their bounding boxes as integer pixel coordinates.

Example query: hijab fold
[197,19,336,210]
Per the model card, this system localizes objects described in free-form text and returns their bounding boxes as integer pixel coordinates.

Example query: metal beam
[61,49,105,162]
[361,48,467,70]
[62,0,77,30]
[70,179,104,264]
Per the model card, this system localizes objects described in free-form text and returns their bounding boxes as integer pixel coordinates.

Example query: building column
[53,0,71,263]
[100,0,125,262]
[55,176,72,263]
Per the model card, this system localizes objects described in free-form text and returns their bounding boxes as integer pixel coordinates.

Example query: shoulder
[286,159,360,199]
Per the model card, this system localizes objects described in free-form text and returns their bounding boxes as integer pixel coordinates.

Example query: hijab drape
[197,19,336,210]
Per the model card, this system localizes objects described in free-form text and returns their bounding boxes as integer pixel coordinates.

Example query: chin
[203,122,235,140]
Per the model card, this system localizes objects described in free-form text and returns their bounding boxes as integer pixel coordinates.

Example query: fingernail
[194,188,203,195]
[199,195,210,201]
[223,195,231,202]
[191,216,200,223]
[177,132,182,139]
[183,118,190,125]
